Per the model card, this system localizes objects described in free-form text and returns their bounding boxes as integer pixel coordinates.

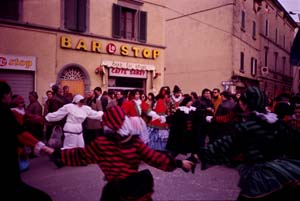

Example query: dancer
[45,94,103,149]
[50,105,194,201]
[197,87,300,200]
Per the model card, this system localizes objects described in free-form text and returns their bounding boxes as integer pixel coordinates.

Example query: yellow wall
[165,0,234,94]
[0,0,166,100]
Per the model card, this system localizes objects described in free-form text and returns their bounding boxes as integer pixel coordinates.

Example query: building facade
[165,0,298,98]
[0,0,166,104]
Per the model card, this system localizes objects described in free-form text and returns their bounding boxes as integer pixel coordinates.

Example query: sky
[278,0,300,22]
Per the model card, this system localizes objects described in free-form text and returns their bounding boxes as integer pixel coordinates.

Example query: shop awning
[101,60,155,71]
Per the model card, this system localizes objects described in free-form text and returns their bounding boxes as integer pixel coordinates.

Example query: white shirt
[45,103,103,133]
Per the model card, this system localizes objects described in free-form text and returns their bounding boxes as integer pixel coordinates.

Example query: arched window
[60,67,85,96]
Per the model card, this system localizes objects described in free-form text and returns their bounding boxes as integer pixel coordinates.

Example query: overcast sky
[278,0,300,22]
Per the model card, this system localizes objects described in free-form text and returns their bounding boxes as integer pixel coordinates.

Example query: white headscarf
[103,116,133,137]
[72,94,84,104]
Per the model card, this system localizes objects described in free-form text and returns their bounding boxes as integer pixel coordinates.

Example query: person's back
[85,134,175,181]
[198,86,300,200]
[232,113,298,163]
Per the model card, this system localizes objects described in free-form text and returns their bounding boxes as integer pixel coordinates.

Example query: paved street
[22,155,240,201]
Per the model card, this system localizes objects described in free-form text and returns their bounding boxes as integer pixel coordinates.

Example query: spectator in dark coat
[167,95,198,157]
[45,84,67,143]
[0,81,53,200]
[196,88,214,147]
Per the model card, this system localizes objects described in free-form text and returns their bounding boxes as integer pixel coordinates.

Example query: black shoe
[200,159,208,170]
[186,154,198,174]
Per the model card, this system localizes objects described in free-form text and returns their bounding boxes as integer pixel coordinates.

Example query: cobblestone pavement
[22,155,240,201]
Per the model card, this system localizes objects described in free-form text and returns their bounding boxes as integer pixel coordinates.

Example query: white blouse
[45,103,103,134]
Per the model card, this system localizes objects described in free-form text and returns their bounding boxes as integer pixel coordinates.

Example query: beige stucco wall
[0,0,166,99]
[258,0,297,97]
[22,0,61,28]
[232,0,260,77]
[165,0,297,96]
[90,0,166,46]
[165,0,234,94]
[0,25,57,97]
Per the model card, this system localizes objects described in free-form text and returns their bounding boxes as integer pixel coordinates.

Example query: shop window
[112,3,147,43]
[0,0,20,20]
[108,77,145,90]
[64,0,87,32]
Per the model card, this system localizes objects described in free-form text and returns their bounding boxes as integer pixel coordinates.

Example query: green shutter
[77,0,87,32]
[138,11,147,43]
[0,0,19,20]
[65,0,77,30]
[112,4,121,38]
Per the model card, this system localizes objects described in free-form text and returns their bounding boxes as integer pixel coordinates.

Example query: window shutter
[77,0,87,32]
[112,4,121,38]
[138,11,147,43]
[65,0,77,30]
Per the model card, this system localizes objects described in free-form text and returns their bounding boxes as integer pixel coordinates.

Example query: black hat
[274,102,293,119]
[180,94,192,106]
[173,85,181,93]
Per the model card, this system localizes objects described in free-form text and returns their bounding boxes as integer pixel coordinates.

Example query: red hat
[103,106,125,130]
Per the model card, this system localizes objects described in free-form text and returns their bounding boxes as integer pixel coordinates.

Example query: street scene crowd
[1,81,300,201]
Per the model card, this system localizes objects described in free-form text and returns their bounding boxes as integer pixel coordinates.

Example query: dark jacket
[1,103,23,191]
[199,113,300,198]
[166,107,198,154]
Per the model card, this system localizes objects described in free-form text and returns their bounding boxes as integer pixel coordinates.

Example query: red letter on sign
[106,43,116,54]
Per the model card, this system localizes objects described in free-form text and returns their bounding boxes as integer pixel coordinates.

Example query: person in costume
[147,87,170,151]
[45,94,104,149]
[166,94,199,172]
[169,85,183,116]
[122,89,162,144]
[197,86,300,200]
[50,105,194,201]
